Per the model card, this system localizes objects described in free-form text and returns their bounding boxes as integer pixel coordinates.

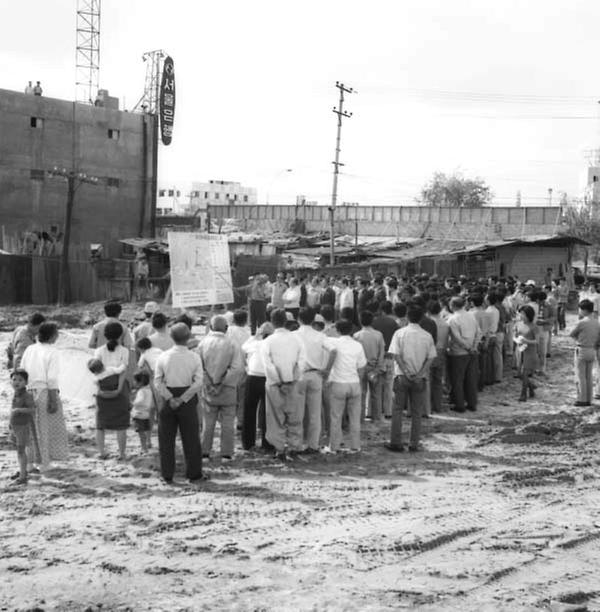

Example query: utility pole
[49,167,99,304]
[329,82,354,266]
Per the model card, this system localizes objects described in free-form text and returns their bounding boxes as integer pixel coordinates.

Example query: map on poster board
[168,232,233,307]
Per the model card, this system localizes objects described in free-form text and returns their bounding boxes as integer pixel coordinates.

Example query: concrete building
[0,88,157,258]
[189,179,257,211]
[581,149,600,206]
[157,186,184,216]
[207,203,563,241]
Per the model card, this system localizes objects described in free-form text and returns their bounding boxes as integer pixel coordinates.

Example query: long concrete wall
[208,203,562,240]
[0,88,156,257]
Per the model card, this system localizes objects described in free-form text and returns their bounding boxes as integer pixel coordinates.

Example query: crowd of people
[4,269,598,486]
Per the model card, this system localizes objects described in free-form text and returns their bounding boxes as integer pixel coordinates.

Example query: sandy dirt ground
[1,308,600,611]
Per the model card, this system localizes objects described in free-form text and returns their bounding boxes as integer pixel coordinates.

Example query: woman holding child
[21,322,69,470]
[92,322,131,459]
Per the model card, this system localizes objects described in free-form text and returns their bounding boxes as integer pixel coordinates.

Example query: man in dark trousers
[154,323,206,483]
[372,301,399,418]
[387,302,436,452]
[447,296,481,413]
[248,275,269,334]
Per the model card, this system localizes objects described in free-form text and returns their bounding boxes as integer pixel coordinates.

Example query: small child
[9,369,35,485]
[136,337,162,441]
[131,370,153,452]
[136,337,162,374]
[87,357,126,383]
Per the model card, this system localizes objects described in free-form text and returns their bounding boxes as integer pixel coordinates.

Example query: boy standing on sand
[9,369,36,485]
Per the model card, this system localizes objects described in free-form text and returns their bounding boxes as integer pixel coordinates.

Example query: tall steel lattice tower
[75,0,101,104]
[133,50,165,113]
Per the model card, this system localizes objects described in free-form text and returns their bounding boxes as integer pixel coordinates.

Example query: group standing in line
[5,268,597,484]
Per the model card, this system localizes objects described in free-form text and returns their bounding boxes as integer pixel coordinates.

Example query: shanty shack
[372,235,587,282]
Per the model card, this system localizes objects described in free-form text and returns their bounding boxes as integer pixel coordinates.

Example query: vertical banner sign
[168,232,233,307]
[159,56,175,145]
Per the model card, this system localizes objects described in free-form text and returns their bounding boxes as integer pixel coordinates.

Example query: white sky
[4,0,600,206]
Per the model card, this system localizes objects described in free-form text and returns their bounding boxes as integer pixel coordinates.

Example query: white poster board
[168,232,233,307]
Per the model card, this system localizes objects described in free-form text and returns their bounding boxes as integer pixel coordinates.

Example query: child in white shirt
[131,370,153,452]
[136,338,162,442]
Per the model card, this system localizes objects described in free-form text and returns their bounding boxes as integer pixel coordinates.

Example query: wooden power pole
[50,168,99,304]
[329,81,354,267]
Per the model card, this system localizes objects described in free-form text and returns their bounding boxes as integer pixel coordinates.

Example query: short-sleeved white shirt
[325,336,367,384]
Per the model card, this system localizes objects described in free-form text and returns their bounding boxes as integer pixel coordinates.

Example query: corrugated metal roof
[119,238,169,253]
[365,234,588,261]
[283,245,354,256]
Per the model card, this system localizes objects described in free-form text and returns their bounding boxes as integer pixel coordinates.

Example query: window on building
[30,169,45,180]
[594,176,599,183]
[243,195,248,202]
[30,117,43,128]
[108,129,120,140]
[168,189,174,197]
[225,193,230,200]
[215,193,219,200]
[204,191,209,198]
[159,189,166,197]
[176,190,181,197]
[233,194,238,201]
[107,177,120,187]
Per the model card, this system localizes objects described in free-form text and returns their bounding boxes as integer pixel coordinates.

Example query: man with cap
[154,323,205,483]
[134,301,159,342]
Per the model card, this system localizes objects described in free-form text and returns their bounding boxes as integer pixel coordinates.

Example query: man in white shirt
[338,278,355,316]
[427,300,449,414]
[306,276,323,309]
[588,283,600,319]
[293,308,331,453]
[447,296,481,413]
[387,302,437,452]
[323,319,367,453]
[154,323,205,483]
[241,322,274,451]
[470,293,493,389]
[262,308,306,459]
[282,278,302,319]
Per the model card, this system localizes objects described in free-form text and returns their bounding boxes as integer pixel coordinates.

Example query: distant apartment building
[157,186,184,216]
[189,180,257,211]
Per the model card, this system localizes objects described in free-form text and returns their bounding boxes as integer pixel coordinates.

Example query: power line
[364,86,600,104]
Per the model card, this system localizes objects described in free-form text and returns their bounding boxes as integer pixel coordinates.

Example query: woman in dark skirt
[515,305,539,402]
[93,322,131,459]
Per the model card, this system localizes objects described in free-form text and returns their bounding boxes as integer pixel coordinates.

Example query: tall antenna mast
[75,0,101,104]
[133,50,165,113]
